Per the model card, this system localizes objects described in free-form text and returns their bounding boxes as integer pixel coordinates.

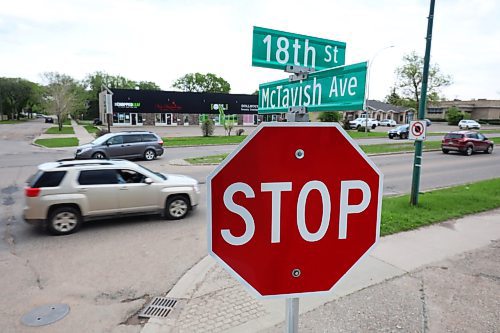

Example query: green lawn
[35,137,79,148]
[45,126,75,134]
[185,154,229,164]
[381,178,500,235]
[0,119,29,124]
[346,131,388,139]
[83,125,99,134]
[360,141,441,154]
[163,135,247,147]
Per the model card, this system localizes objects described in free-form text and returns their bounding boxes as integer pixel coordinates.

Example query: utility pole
[410,0,435,205]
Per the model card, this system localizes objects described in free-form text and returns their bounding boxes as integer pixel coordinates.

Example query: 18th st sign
[208,123,383,298]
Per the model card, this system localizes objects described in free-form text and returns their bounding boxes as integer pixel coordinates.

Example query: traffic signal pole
[410,0,435,206]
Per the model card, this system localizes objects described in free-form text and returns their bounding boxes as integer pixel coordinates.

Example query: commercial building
[99,88,259,127]
[426,99,500,121]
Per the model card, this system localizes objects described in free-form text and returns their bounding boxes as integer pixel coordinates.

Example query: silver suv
[23,159,200,235]
[75,131,164,161]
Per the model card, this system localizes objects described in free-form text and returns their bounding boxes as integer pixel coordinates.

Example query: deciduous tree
[393,51,452,109]
[173,73,230,93]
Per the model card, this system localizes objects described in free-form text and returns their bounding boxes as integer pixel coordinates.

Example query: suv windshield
[136,164,167,180]
[91,133,114,145]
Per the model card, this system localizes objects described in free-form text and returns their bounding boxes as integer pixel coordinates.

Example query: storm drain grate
[139,297,178,319]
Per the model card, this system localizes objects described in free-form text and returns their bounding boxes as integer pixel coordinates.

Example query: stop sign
[208,123,383,297]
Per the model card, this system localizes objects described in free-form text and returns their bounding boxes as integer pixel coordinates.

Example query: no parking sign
[409,120,427,141]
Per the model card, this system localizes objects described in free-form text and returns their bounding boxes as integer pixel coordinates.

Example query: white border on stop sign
[207,122,384,299]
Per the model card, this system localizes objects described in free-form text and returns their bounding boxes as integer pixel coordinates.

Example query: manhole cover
[139,297,178,319]
[21,304,70,327]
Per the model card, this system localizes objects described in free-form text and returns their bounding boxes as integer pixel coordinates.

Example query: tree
[42,72,79,131]
[82,72,161,119]
[393,51,452,109]
[200,118,215,137]
[446,106,465,125]
[318,111,341,122]
[0,78,39,120]
[172,73,230,93]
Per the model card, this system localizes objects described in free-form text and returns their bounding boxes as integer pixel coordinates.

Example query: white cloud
[0,0,499,100]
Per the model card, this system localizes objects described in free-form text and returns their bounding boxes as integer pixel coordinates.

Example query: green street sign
[252,26,346,71]
[258,62,367,114]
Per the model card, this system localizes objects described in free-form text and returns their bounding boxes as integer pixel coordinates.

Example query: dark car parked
[93,118,103,125]
[441,131,494,156]
[44,116,54,123]
[388,124,410,139]
[75,131,164,161]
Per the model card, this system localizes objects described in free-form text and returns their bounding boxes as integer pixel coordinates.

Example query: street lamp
[365,45,395,133]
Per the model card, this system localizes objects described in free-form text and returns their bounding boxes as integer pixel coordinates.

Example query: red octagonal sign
[208,123,383,298]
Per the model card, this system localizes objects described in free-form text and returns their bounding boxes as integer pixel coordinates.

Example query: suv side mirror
[144,178,153,184]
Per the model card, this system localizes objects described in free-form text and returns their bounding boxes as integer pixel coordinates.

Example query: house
[341,100,415,124]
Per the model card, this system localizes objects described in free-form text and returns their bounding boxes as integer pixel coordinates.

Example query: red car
[441,131,494,156]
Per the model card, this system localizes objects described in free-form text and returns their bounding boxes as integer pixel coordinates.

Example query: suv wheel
[92,152,106,159]
[442,149,449,154]
[464,145,473,156]
[486,145,493,154]
[165,195,189,220]
[144,149,156,161]
[48,206,82,235]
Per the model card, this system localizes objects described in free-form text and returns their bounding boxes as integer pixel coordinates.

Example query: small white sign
[409,120,427,141]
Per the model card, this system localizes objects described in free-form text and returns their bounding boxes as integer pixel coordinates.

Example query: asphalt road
[1,120,499,332]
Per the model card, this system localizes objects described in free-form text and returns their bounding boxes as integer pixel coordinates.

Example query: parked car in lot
[379,119,397,127]
[458,119,481,130]
[441,131,493,156]
[23,159,200,235]
[44,116,54,123]
[75,131,164,161]
[349,117,378,129]
[388,124,410,139]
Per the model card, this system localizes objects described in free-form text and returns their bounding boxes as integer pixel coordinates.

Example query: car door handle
[120,187,129,190]
[78,188,88,192]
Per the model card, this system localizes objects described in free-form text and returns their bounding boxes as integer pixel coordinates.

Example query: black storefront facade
[99,89,261,127]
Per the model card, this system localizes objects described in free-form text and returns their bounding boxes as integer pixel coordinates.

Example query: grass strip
[163,135,246,147]
[185,154,228,164]
[360,141,441,154]
[83,125,99,134]
[381,178,500,236]
[0,119,29,124]
[45,126,75,134]
[35,137,79,148]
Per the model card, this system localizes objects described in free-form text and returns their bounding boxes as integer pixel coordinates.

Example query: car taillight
[25,187,41,197]
[158,139,164,145]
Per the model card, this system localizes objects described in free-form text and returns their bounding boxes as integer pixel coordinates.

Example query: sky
[1,0,499,101]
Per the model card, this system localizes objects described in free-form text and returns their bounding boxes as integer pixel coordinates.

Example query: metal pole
[107,113,111,133]
[285,298,299,333]
[410,0,435,206]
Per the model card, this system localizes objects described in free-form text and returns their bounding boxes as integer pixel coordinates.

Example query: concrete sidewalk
[35,120,95,145]
[142,209,500,333]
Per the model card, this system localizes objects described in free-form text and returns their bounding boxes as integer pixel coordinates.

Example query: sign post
[410,0,436,206]
[208,27,380,332]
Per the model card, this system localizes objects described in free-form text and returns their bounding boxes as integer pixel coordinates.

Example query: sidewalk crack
[419,277,429,333]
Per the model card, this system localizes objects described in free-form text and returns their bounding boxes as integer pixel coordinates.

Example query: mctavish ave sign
[258,62,367,114]
[208,123,383,298]
[252,26,346,71]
